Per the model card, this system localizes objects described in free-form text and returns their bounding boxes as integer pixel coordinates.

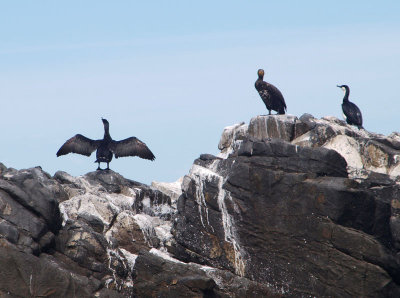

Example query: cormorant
[255,69,287,115]
[57,118,155,170]
[337,85,363,129]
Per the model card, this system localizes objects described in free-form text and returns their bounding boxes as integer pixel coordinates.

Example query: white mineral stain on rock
[291,131,313,147]
[323,135,363,169]
[218,122,248,159]
[154,222,173,248]
[151,177,183,203]
[142,197,151,208]
[149,248,185,264]
[389,163,400,177]
[248,114,297,142]
[59,193,135,227]
[189,164,217,229]
[188,163,246,276]
[363,143,389,174]
[119,248,138,269]
[133,214,157,246]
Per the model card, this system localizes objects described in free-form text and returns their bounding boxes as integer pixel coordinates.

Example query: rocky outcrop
[219,114,400,180]
[1,113,400,297]
[175,114,400,297]
[0,164,273,297]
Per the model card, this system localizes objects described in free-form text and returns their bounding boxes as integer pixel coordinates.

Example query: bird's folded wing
[56,134,101,157]
[110,137,155,160]
[268,83,287,108]
[343,102,362,125]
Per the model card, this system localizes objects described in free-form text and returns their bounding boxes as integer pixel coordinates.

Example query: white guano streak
[190,164,245,276]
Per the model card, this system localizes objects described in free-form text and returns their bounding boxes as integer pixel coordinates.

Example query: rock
[132,250,278,298]
[247,114,297,142]
[152,177,183,203]
[1,113,400,297]
[292,114,400,178]
[0,220,18,244]
[132,250,216,298]
[218,122,247,150]
[218,114,400,179]
[0,167,179,296]
[0,163,7,174]
[0,239,97,297]
[0,185,47,238]
[174,117,400,296]
[0,167,62,233]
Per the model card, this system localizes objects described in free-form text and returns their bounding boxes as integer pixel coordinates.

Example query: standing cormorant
[255,69,287,115]
[337,85,363,129]
[57,118,155,170]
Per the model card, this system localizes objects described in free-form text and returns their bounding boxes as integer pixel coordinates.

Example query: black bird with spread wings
[56,118,155,170]
[337,85,363,129]
[255,69,287,115]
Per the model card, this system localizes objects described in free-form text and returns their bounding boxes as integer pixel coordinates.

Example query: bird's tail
[278,108,286,115]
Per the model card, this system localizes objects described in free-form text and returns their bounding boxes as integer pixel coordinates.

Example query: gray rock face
[174,115,400,297]
[132,250,278,298]
[0,165,175,297]
[1,163,266,297]
[220,114,400,179]
[1,113,400,297]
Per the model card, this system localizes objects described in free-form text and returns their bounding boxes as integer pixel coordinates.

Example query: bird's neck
[104,127,111,140]
[257,75,264,81]
[343,90,349,102]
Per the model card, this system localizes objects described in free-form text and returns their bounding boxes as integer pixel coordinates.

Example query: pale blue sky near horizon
[1,1,400,184]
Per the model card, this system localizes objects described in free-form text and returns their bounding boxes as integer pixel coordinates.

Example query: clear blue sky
[1,1,399,184]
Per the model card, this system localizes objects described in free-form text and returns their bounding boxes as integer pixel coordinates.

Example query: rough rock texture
[175,114,400,297]
[0,163,271,297]
[219,114,400,180]
[1,113,400,297]
[0,166,175,297]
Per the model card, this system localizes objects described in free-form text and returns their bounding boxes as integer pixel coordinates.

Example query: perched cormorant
[255,69,287,115]
[57,118,155,170]
[337,85,363,129]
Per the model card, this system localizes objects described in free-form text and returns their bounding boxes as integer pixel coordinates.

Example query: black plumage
[255,69,287,115]
[337,85,363,129]
[57,118,155,170]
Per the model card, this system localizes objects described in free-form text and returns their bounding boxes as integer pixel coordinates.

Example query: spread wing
[342,101,363,126]
[110,137,155,160]
[56,134,101,157]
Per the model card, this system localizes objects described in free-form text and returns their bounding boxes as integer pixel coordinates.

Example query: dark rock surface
[132,250,278,298]
[0,164,174,297]
[174,115,400,297]
[1,114,400,297]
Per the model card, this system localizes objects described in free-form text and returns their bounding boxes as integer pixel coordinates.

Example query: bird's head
[257,69,264,78]
[101,118,110,130]
[337,85,349,93]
